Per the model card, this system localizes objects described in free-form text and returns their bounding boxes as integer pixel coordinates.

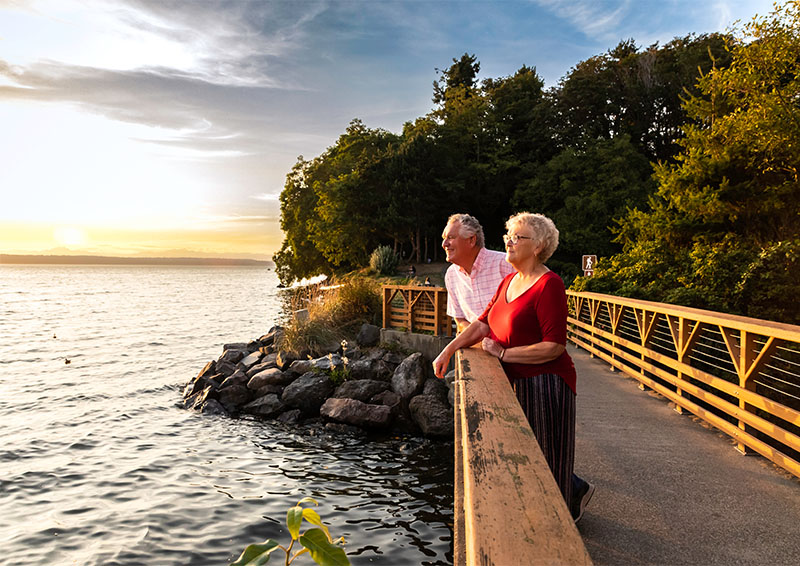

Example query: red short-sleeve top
[478,271,577,393]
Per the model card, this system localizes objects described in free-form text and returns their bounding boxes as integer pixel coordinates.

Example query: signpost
[582,255,596,277]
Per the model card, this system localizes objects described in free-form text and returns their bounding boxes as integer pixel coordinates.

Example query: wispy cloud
[533,0,634,42]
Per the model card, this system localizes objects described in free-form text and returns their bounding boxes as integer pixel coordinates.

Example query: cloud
[532,0,634,42]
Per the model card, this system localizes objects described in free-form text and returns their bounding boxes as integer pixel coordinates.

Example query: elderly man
[442,213,514,333]
[440,212,595,523]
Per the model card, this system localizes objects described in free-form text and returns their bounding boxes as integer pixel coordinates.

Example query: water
[0,265,453,565]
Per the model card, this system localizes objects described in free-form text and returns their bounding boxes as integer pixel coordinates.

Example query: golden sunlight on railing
[567,291,800,479]
[382,285,454,336]
[453,347,592,566]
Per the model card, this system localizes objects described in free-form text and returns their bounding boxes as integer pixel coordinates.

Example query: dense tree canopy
[580,1,800,323]
[273,13,800,320]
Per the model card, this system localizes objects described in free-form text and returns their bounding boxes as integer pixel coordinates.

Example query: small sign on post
[582,255,597,277]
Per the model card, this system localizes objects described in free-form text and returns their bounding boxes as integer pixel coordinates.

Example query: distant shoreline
[0,254,273,267]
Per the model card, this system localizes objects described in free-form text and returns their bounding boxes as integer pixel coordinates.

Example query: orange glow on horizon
[0,221,280,260]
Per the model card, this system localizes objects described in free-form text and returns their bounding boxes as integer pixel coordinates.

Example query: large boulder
[220,369,249,389]
[197,360,217,380]
[348,357,392,381]
[281,371,335,414]
[218,384,253,412]
[220,348,247,365]
[238,351,263,369]
[409,394,454,437]
[356,323,381,347]
[391,352,427,400]
[200,399,228,416]
[242,394,285,418]
[247,354,278,377]
[320,398,392,428]
[422,378,449,403]
[248,367,294,390]
[183,386,216,410]
[333,379,390,403]
[289,354,344,375]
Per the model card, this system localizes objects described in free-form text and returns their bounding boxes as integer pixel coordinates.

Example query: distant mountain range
[1,254,273,267]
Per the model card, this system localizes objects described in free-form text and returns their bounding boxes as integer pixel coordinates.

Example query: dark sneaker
[572,481,595,523]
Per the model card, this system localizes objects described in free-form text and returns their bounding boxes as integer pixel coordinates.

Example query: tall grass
[279,276,381,356]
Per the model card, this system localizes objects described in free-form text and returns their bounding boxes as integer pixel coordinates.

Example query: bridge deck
[571,345,800,565]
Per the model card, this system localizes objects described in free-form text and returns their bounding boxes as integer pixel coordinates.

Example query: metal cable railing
[568,290,800,479]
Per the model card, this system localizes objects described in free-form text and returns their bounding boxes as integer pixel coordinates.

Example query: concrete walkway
[570,345,800,566]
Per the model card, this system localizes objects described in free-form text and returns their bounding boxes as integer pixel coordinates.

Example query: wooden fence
[454,347,593,565]
[382,285,454,336]
[567,290,800,479]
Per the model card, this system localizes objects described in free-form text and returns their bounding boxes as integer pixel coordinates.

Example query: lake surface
[0,265,453,565]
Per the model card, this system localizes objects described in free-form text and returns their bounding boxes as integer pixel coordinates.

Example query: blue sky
[0,0,774,259]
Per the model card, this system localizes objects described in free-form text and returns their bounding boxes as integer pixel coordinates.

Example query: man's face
[442,221,475,266]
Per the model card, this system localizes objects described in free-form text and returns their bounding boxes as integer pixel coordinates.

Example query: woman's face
[504,222,538,265]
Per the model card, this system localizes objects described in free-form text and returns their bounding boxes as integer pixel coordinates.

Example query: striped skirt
[511,373,575,505]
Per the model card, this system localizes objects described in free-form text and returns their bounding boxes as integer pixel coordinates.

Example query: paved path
[570,345,800,566]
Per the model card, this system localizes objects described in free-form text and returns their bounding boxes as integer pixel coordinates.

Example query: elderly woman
[433,212,592,520]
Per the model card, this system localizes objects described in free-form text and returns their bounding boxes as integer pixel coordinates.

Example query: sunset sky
[0,0,772,260]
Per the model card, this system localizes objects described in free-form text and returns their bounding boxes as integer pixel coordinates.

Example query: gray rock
[238,351,262,369]
[223,342,248,351]
[281,371,335,414]
[277,408,302,424]
[242,394,285,418]
[371,389,401,410]
[276,350,300,370]
[183,375,208,398]
[197,360,217,380]
[422,378,449,402]
[409,394,454,437]
[220,369,248,389]
[289,354,343,375]
[200,399,228,416]
[391,352,427,400]
[383,351,407,365]
[356,323,381,347]
[255,384,284,398]
[247,354,278,377]
[220,348,246,364]
[248,367,294,390]
[320,398,392,428]
[183,386,215,410]
[348,358,392,381]
[218,384,253,411]
[333,379,390,402]
[215,360,237,377]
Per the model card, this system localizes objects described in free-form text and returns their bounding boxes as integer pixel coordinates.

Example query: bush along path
[180,324,454,439]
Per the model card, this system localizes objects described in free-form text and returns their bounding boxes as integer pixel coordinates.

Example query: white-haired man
[442,213,514,333]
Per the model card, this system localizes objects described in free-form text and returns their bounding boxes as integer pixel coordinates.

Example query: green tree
[581,1,800,323]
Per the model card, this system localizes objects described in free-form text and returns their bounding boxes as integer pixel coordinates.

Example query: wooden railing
[382,285,454,336]
[567,290,800,479]
[453,347,593,565]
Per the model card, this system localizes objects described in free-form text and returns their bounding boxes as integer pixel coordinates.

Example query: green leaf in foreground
[287,505,304,540]
[299,528,349,566]
[230,540,281,566]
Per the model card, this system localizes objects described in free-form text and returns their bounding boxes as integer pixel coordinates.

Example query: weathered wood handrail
[382,284,454,336]
[567,290,800,479]
[454,347,593,565]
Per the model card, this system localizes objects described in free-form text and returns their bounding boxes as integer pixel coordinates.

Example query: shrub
[369,245,399,275]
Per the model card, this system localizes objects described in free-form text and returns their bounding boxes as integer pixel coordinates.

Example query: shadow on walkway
[571,345,800,566]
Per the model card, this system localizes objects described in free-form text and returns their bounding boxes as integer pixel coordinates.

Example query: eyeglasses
[503,234,534,245]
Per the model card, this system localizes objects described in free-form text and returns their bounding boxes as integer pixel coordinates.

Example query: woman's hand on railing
[481,337,504,360]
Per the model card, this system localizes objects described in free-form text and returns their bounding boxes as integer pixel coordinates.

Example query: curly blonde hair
[506,212,559,262]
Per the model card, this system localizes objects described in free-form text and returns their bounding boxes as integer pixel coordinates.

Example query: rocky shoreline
[180,324,454,438]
